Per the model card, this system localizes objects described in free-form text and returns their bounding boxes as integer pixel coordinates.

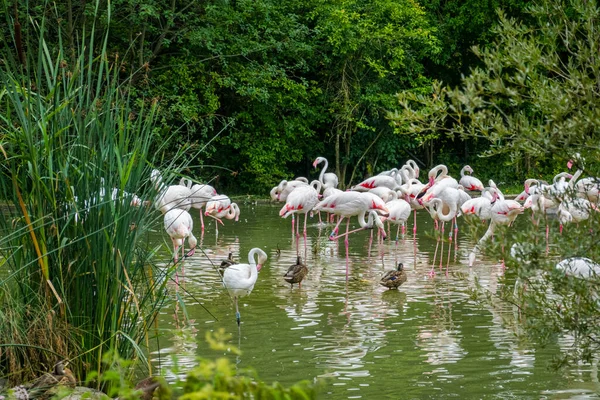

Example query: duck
[219,252,236,270]
[283,256,309,288]
[380,263,407,290]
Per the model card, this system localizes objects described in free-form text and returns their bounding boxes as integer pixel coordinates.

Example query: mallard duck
[380,263,407,290]
[219,252,236,270]
[283,256,308,288]
[26,361,76,398]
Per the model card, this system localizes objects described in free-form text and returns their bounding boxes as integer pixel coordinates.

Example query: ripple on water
[149,205,599,399]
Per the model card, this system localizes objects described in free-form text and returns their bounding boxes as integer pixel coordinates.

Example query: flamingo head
[312,157,321,168]
[256,252,268,272]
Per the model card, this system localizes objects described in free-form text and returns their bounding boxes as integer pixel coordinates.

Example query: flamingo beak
[257,263,263,272]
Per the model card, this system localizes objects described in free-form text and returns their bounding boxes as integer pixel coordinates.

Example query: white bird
[555,257,600,279]
[313,157,339,189]
[151,169,192,214]
[459,165,484,191]
[223,247,268,325]
[189,183,218,232]
[164,208,197,284]
[384,198,411,239]
[279,180,322,238]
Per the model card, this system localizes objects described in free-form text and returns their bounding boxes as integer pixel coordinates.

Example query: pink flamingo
[468,189,523,267]
[352,173,401,191]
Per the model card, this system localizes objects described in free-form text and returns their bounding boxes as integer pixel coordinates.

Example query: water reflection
[148,203,598,399]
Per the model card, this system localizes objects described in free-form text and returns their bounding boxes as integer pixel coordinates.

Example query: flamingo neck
[318,158,329,185]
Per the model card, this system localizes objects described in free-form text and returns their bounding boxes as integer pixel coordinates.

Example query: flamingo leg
[304,213,308,255]
[439,222,445,269]
[199,210,205,232]
[329,216,345,239]
[396,224,401,242]
[345,218,350,279]
[291,214,295,236]
[413,210,417,235]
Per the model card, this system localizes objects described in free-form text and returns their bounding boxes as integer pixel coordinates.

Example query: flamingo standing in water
[384,198,411,240]
[458,165,484,192]
[313,191,388,277]
[164,208,197,285]
[279,180,322,250]
[151,169,192,214]
[313,156,339,188]
[187,182,218,232]
[223,247,268,326]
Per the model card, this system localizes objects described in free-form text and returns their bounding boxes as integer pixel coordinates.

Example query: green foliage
[180,329,317,399]
[391,0,600,366]
[0,3,185,386]
[391,0,600,183]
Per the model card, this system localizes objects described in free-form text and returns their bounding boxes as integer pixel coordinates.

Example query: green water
[152,203,600,399]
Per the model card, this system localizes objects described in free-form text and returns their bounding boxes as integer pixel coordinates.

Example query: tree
[391,0,600,366]
[311,0,440,187]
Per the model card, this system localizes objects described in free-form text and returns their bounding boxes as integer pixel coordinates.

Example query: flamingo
[468,189,523,267]
[384,198,411,240]
[460,188,494,221]
[368,187,398,203]
[424,197,459,276]
[276,179,309,202]
[404,160,420,179]
[313,191,388,277]
[164,208,197,284]
[556,257,600,278]
[279,180,322,240]
[398,169,425,235]
[151,169,192,214]
[313,157,339,189]
[557,198,598,233]
[188,183,218,232]
[222,247,268,326]
[417,164,458,202]
[352,173,401,191]
[459,165,484,191]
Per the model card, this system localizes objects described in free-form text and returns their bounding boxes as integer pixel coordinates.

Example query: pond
[151,203,600,399]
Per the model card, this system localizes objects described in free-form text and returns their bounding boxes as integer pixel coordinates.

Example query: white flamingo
[164,208,197,284]
[384,198,411,239]
[187,182,218,232]
[313,191,388,277]
[313,157,339,189]
[222,247,268,326]
[459,165,484,191]
[279,180,322,238]
[151,169,192,214]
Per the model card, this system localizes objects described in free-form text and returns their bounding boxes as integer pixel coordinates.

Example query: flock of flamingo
[151,152,600,325]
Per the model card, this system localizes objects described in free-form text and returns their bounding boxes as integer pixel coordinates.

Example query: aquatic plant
[0,2,187,386]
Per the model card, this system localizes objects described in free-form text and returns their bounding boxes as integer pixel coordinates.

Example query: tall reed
[0,3,184,385]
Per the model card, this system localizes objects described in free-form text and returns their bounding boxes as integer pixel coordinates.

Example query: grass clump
[0,2,182,387]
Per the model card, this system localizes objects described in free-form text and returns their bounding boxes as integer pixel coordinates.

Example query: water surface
[152,203,600,399]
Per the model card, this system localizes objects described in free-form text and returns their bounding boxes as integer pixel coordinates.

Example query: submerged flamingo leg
[439,222,445,269]
[345,218,350,279]
[413,210,417,235]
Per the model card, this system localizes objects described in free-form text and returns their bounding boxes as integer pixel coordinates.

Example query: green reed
[0,3,186,385]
